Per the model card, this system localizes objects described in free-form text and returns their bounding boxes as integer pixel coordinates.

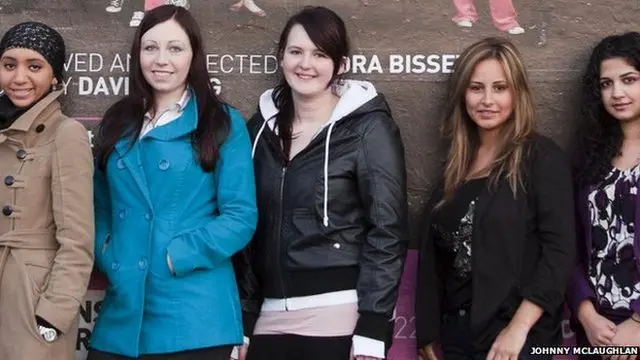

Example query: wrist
[509,318,533,333]
[577,300,597,325]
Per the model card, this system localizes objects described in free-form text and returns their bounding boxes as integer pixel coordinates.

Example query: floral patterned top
[588,165,640,319]
[432,177,486,311]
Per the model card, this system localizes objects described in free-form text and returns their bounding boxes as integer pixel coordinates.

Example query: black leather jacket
[236,90,409,347]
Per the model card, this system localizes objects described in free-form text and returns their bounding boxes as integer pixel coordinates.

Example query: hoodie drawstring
[251,118,269,159]
[251,116,335,228]
[322,121,336,227]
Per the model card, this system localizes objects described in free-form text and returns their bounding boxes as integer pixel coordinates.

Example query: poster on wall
[1,0,637,359]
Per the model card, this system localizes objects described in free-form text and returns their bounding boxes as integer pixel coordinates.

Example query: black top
[415,134,576,351]
[0,95,28,129]
[431,177,486,312]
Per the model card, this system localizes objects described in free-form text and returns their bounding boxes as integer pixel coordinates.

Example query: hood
[255,79,381,135]
[251,80,388,229]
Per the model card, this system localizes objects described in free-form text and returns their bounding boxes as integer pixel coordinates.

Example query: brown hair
[438,37,535,206]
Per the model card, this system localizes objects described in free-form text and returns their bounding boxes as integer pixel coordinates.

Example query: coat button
[4,176,14,186]
[118,210,126,219]
[16,149,26,160]
[116,159,126,169]
[111,261,120,270]
[144,213,152,221]
[35,124,45,133]
[2,205,12,216]
[138,258,148,270]
[158,160,170,170]
[333,243,341,249]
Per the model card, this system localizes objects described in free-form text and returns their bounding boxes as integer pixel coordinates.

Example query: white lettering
[442,54,457,73]
[78,76,93,96]
[109,54,126,72]
[389,54,403,74]
[265,55,278,74]
[220,55,234,74]
[210,77,222,95]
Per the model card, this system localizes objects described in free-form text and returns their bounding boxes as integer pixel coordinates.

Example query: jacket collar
[5,90,63,132]
[138,89,198,142]
[115,90,198,155]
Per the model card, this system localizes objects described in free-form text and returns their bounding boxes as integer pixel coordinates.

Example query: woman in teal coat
[87,5,257,360]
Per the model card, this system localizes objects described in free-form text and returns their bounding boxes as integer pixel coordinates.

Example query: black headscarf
[0,21,66,83]
[0,22,66,128]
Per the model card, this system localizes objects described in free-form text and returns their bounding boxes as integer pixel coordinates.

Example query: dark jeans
[440,309,534,360]
[246,334,352,360]
[86,346,233,360]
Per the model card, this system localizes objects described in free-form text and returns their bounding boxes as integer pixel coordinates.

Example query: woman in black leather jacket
[232,6,409,360]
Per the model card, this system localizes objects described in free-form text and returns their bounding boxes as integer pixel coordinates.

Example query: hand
[418,343,438,360]
[230,344,248,360]
[238,344,248,360]
[486,321,529,360]
[577,300,616,346]
[609,317,640,360]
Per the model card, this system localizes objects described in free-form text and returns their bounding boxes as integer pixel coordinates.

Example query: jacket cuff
[354,312,391,344]
[242,310,258,337]
[352,335,385,358]
[568,267,596,317]
[630,299,640,315]
[35,295,76,334]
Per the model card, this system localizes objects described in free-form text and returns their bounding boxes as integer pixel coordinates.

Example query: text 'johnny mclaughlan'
[529,346,639,356]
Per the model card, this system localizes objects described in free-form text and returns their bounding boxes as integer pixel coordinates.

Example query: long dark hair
[272,6,349,162]
[573,31,640,187]
[94,5,230,172]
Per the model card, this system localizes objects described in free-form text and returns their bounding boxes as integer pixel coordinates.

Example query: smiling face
[139,18,193,99]
[280,24,338,99]
[599,57,640,124]
[465,58,514,133]
[0,48,57,108]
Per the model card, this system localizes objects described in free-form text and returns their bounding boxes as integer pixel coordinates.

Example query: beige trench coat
[0,90,94,360]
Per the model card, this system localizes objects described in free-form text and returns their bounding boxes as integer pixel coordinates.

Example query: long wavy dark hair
[272,6,349,163]
[94,5,229,172]
[573,31,640,188]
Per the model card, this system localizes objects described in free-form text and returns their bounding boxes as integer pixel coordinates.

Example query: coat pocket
[288,209,360,268]
[6,251,53,347]
[12,249,55,294]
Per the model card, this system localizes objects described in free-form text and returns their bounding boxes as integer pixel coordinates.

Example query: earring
[51,82,62,91]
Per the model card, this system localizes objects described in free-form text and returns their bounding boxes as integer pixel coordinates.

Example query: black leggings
[86,346,233,360]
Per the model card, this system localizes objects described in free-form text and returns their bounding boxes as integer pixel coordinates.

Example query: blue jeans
[440,309,533,360]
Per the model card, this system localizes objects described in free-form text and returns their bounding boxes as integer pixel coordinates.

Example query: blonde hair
[438,37,535,206]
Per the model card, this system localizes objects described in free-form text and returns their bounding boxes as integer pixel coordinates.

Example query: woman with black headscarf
[0,21,94,360]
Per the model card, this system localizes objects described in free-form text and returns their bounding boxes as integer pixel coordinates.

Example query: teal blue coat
[90,95,257,357]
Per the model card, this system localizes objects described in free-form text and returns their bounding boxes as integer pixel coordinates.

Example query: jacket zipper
[276,166,289,310]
